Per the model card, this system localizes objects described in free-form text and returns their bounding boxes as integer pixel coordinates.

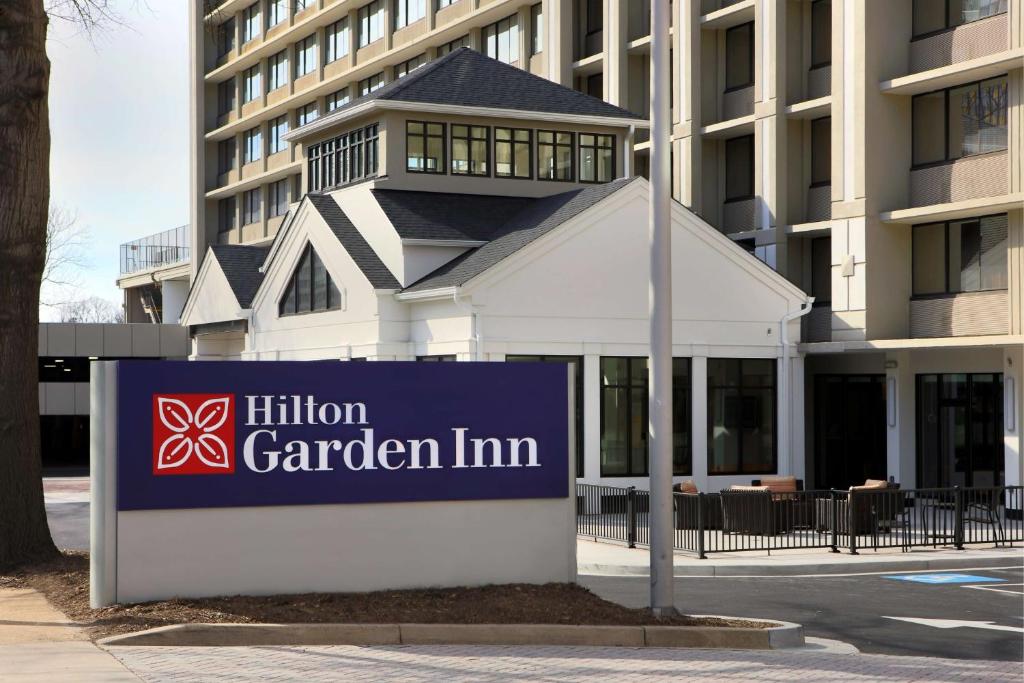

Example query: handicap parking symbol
[883,573,1006,585]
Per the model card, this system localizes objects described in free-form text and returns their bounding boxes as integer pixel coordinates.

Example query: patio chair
[720,486,794,535]
[816,480,904,543]
[961,487,1006,546]
[672,486,722,530]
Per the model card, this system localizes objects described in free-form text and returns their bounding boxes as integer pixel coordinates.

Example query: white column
[583,353,601,484]
[161,280,189,325]
[1005,346,1023,493]
[790,354,806,481]
[690,354,708,490]
[886,351,914,487]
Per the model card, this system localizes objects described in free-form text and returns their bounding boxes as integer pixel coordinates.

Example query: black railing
[576,483,1023,557]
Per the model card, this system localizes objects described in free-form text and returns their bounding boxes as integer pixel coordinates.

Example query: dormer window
[537,131,574,181]
[406,121,445,173]
[451,125,489,176]
[279,243,342,316]
[307,123,379,192]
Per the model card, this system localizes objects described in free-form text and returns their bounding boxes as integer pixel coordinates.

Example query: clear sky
[44,2,189,320]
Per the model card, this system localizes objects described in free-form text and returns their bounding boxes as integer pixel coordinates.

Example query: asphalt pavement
[581,565,1024,661]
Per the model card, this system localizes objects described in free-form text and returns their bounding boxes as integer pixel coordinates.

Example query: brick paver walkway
[109,644,1021,682]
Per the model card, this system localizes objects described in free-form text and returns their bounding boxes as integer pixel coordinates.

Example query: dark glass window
[307,123,380,192]
[912,76,1008,166]
[531,3,543,55]
[810,236,831,304]
[483,14,519,64]
[268,179,289,218]
[242,65,261,102]
[707,358,776,475]
[358,0,385,47]
[295,34,317,78]
[243,126,262,163]
[913,0,1007,37]
[495,128,532,179]
[406,121,445,173]
[437,35,470,55]
[279,244,342,316]
[506,355,584,477]
[217,18,236,58]
[268,50,288,91]
[437,0,459,8]
[268,115,289,154]
[359,71,384,95]
[538,130,573,181]
[242,3,261,43]
[416,355,456,361]
[325,18,350,63]
[218,197,237,233]
[242,188,261,225]
[451,124,489,176]
[584,0,602,34]
[600,357,691,477]
[217,79,236,116]
[725,135,754,200]
[267,0,287,28]
[912,214,1008,295]
[579,133,614,183]
[394,54,426,79]
[394,0,426,29]
[218,138,236,174]
[810,0,831,67]
[810,117,830,185]
[725,22,754,90]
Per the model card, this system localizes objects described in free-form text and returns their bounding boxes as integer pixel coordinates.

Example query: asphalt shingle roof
[209,244,270,308]
[307,193,402,289]
[372,189,537,242]
[402,177,636,292]
[327,47,644,121]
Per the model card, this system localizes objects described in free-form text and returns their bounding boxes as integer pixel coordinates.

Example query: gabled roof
[208,244,271,308]
[306,193,401,289]
[402,178,636,292]
[372,189,536,242]
[287,48,645,141]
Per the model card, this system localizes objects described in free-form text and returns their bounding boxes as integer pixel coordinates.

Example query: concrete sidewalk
[0,588,138,682]
[577,538,1024,576]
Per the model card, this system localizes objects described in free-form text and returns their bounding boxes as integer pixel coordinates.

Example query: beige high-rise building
[164,0,1023,492]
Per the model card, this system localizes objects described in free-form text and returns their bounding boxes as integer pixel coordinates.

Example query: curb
[579,553,1024,577]
[97,620,803,650]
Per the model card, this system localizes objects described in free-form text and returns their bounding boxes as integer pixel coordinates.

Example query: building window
[243,126,262,164]
[912,214,1008,296]
[912,76,1007,167]
[297,102,318,126]
[406,120,445,173]
[436,0,459,8]
[707,358,776,476]
[531,3,543,54]
[359,72,384,95]
[394,0,426,29]
[579,133,614,183]
[295,34,317,78]
[724,135,753,200]
[810,0,831,68]
[268,115,289,154]
[537,130,573,181]
[268,179,289,218]
[437,35,469,56]
[267,50,288,91]
[217,18,236,57]
[416,355,456,361]
[294,0,311,13]
[584,0,602,34]
[325,18,350,63]
[242,3,261,43]
[280,244,343,316]
[307,123,380,192]
[506,355,583,477]
[725,22,754,91]
[358,0,385,47]
[810,117,830,186]
[217,79,236,116]
[327,88,350,111]
[242,188,261,225]
[495,127,531,179]
[218,197,237,233]
[218,138,237,174]
[394,53,427,79]
[810,236,831,304]
[913,0,1007,38]
[267,0,287,28]
[451,124,489,176]
[242,65,261,103]
[600,357,691,477]
[483,14,519,64]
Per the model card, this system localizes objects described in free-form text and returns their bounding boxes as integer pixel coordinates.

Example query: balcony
[119,225,190,276]
[910,12,1008,74]
[910,150,1008,208]
[910,291,1008,338]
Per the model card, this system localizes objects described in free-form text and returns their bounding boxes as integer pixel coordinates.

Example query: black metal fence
[576,483,1023,557]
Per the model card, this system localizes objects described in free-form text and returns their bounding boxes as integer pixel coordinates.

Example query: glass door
[814,375,887,489]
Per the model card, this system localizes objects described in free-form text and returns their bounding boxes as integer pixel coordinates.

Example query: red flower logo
[152,394,235,475]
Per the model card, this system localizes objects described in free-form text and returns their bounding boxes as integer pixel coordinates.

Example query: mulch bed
[1,552,770,640]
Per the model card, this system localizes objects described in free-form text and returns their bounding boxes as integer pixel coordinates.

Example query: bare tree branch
[39,204,92,307]
[57,295,124,323]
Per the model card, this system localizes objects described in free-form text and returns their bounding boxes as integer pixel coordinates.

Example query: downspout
[779,297,814,477]
[452,290,482,361]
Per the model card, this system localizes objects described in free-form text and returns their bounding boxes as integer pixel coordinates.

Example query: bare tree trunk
[0,0,58,568]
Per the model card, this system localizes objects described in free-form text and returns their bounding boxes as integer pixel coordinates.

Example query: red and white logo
[152,394,235,475]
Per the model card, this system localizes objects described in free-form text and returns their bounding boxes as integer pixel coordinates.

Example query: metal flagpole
[648,0,676,617]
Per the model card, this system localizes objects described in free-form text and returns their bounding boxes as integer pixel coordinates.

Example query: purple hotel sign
[115,360,570,511]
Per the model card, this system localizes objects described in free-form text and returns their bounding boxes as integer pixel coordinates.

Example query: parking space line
[963,583,1024,596]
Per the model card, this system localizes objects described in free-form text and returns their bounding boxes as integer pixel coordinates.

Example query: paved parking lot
[582,565,1024,661]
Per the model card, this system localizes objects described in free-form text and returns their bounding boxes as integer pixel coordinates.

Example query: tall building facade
[187,0,1023,492]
